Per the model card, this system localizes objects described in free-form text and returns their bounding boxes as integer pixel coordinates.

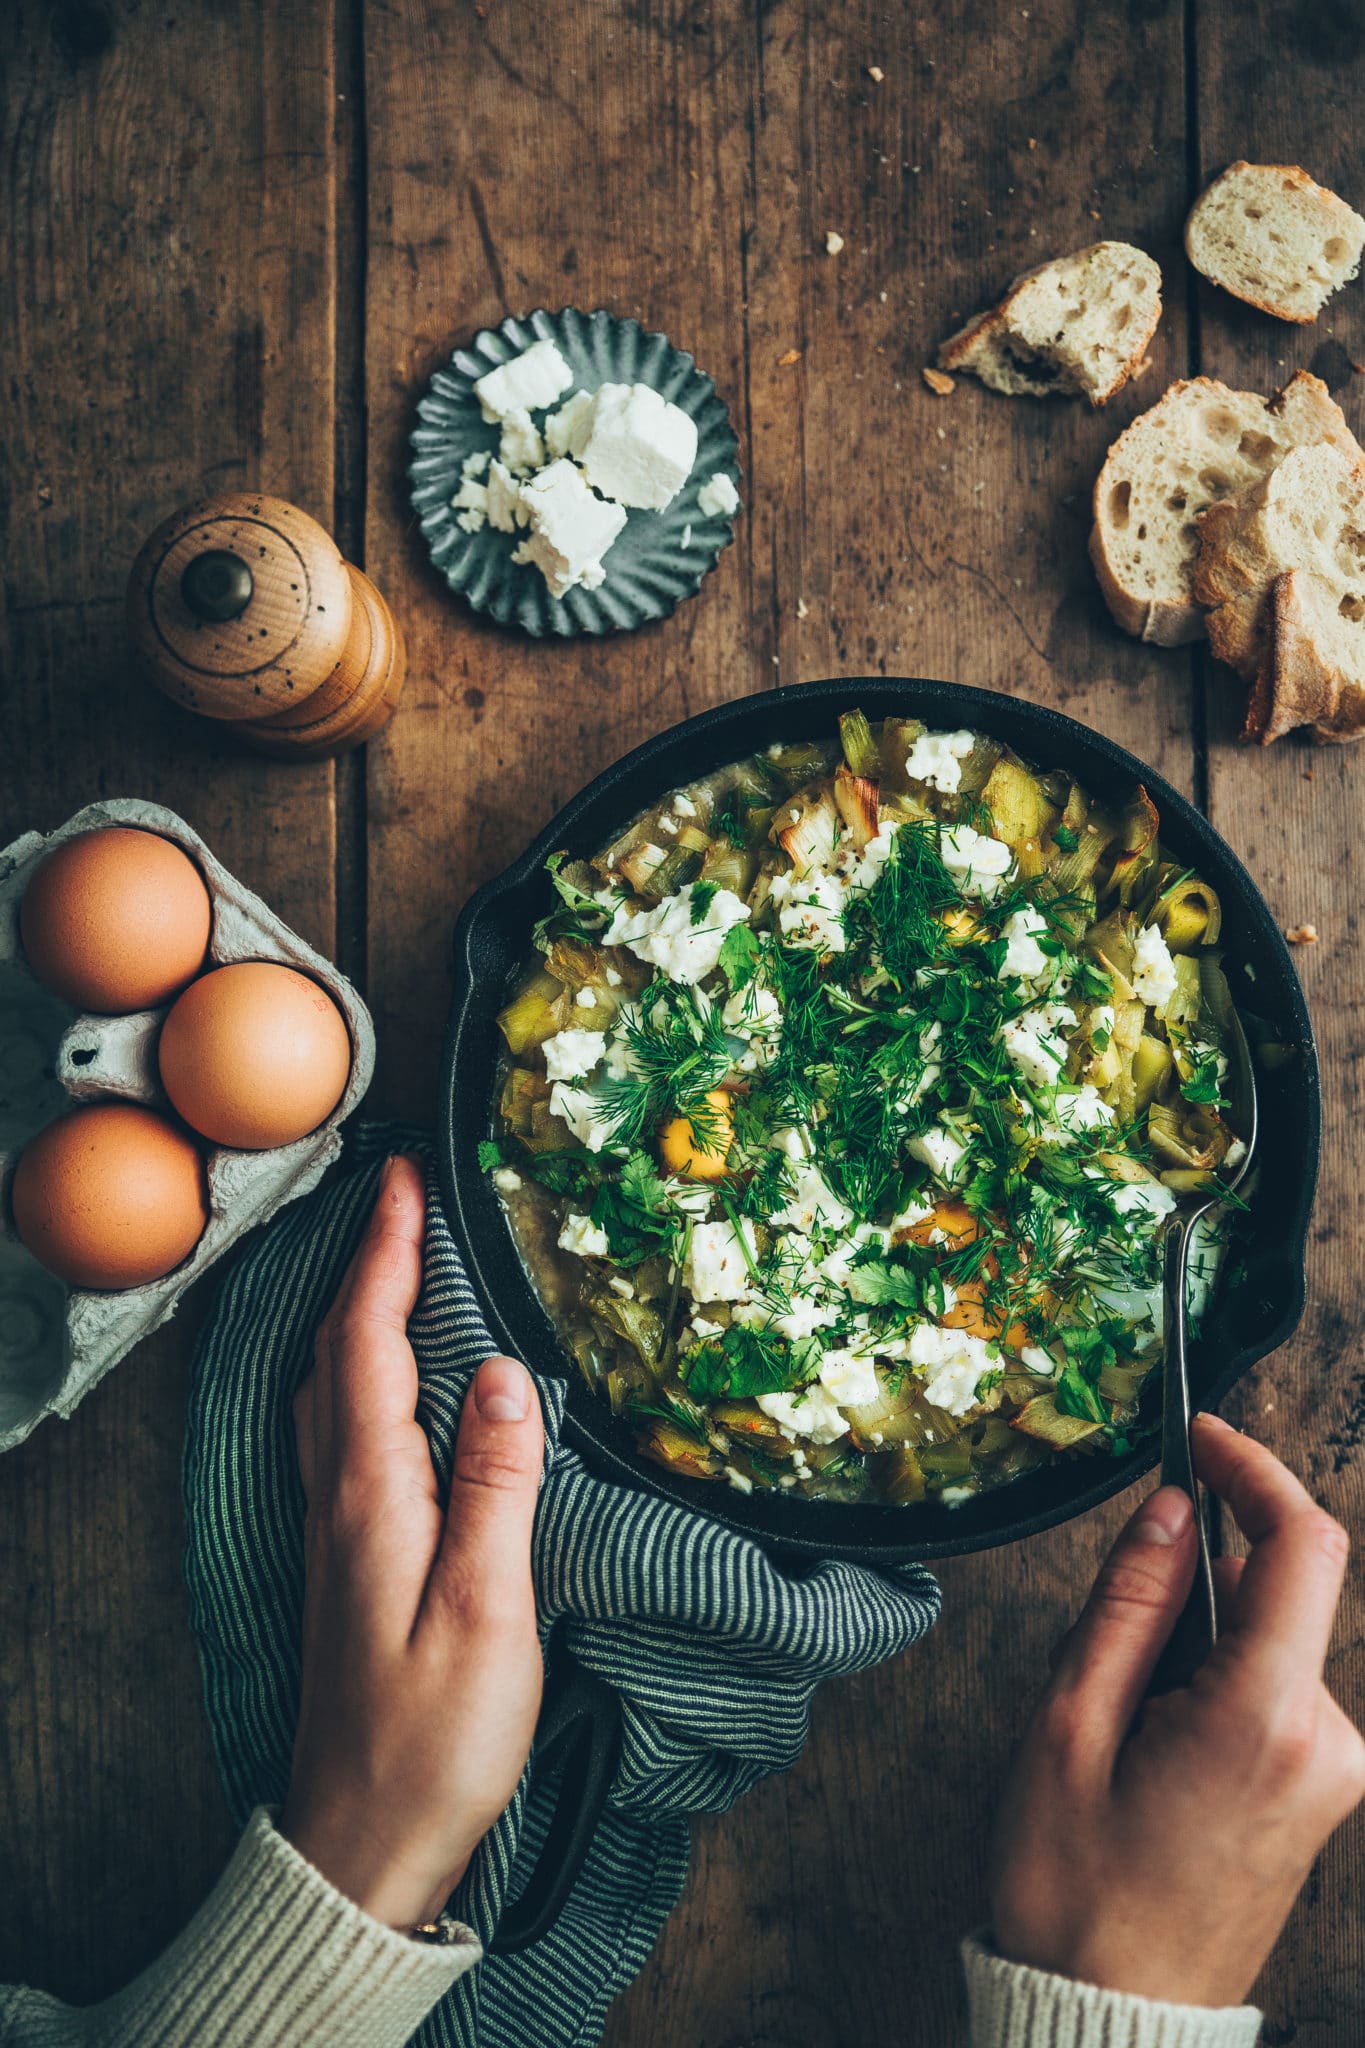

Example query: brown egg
[20,828,212,1013]
[158,961,352,1151]
[11,1103,209,1290]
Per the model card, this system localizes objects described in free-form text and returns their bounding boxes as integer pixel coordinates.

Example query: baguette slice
[1195,440,1365,679]
[1186,162,1365,323]
[1089,371,1359,645]
[938,242,1161,406]
[1244,570,1365,743]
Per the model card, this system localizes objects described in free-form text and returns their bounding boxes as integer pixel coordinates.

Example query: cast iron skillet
[438,676,1319,1946]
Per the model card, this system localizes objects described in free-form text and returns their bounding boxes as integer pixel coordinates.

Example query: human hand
[281,1153,545,1929]
[989,1412,1365,2006]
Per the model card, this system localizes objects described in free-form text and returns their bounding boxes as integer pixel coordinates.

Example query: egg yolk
[659,1089,734,1180]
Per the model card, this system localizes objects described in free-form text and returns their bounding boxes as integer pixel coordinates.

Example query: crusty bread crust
[1250,569,1365,744]
[939,242,1162,407]
[1186,161,1365,323]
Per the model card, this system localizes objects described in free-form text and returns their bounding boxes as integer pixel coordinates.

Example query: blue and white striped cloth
[184,1127,942,2047]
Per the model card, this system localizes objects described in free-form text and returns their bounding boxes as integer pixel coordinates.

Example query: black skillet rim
[438,677,1319,1564]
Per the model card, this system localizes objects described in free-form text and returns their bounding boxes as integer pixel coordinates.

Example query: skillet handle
[487,1645,622,1954]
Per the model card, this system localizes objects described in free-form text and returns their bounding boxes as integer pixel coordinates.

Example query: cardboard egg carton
[0,798,375,1453]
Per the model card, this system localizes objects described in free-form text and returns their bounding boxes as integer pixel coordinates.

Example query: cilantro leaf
[689,879,720,925]
[588,1150,681,1266]
[533,852,612,950]
[717,922,761,993]
[1180,1053,1227,1108]
[1053,824,1080,853]
[682,1324,821,1401]
[847,1261,921,1308]
[1056,1362,1108,1425]
[477,1140,503,1172]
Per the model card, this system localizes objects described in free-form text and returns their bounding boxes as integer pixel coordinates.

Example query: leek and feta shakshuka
[482,712,1243,1506]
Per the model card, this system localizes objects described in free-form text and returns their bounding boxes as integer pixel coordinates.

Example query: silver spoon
[1150,1003,1258,1695]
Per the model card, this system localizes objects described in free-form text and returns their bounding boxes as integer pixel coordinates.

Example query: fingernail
[380,1153,398,1189]
[1193,1411,1234,1435]
[475,1355,532,1423]
[1132,1487,1194,1546]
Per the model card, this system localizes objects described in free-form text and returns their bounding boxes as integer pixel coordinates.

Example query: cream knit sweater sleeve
[0,1808,481,2048]
[962,1936,1263,2047]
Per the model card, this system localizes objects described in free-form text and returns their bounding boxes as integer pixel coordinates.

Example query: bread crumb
[1027,136,1037,149]
[879,289,888,302]
[867,64,884,81]
[922,365,955,395]
[796,597,809,620]
[778,347,802,366]
[1089,209,1101,220]
[1284,924,1319,945]
[825,230,845,254]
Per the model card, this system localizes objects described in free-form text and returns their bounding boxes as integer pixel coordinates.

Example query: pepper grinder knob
[180,549,255,624]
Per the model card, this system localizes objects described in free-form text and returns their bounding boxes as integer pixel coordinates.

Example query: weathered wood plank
[0,0,340,1999]
[1192,8,1365,2038]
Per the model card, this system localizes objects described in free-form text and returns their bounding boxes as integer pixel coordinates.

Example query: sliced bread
[1243,570,1365,743]
[1195,440,1365,679]
[938,242,1161,406]
[1186,162,1365,323]
[1089,371,1359,645]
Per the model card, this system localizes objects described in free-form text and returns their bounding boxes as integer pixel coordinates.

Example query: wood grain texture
[2,0,1363,2039]
[0,0,340,2001]
[1191,7,1365,2041]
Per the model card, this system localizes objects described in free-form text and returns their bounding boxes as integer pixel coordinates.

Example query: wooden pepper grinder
[126,493,406,761]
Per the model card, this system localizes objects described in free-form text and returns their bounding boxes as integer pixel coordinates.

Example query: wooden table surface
[3,3,1363,2041]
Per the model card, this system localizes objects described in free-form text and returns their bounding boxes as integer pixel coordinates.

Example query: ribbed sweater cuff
[63,1808,480,2048]
[962,1935,1262,2048]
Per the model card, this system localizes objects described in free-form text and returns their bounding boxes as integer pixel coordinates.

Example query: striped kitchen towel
[183,1126,942,2048]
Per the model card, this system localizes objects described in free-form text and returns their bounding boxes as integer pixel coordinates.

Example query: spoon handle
[1150,1215,1218,1694]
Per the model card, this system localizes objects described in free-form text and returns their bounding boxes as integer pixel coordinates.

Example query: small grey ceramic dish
[408,307,741,638]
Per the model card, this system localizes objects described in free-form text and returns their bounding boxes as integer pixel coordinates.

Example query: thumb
[1049,1486,1196,1756]
[431,1357,544,1604]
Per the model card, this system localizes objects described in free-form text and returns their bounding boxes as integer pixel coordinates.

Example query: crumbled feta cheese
[817,1222,891,1289]
[474,337,573,421]
[498,407,544,475]
[492,1166,523,1193]
[906,1123,969,1184]
[1224,1136,1248,1173]
[1001,1002,1076,1090]
[1131,922,1178,1011]
[542,1027,607,1082]
[844,824,902,893]
[724,1464,755,1494]
[485,457,529,532]
[1108,1177,1178,1219]
[889,1198,936,1238]
[770,1162,855,1236]
[605,966,623,988]
[558,1212,610,1259]
[577,382,699,510]
[512,458,627,600]
[673,791,698,818]
[768,1294,843,1342]
[603,882,750,985]
[755,1385,849,1444]
[908,1323,995,1415]
[770,1125,812,1162]
[685,1219,758,1302]
[1021,1345,1057,1376]
[543,387,596,461]
[608,1275,635,1299]
[451,473,488,532]
[904,728,975,793]
[548,1083,616,1152]
[461,449,491,479]
[572,987,597,1011]
[1037,1084,1115,1145]
[687,1315,725,1344]
[940,822,1014,898]
[940,1485,976,1507]
[818,1347,881,1408]
[999,904,1052,982]
[1092,1003,1115,1039]
[697,471,740,518]
[721,982,782,1042]
[768,868,848,953]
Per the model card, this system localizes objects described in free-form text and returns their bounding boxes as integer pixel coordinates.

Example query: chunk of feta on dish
[755,1384,849,1444]
[544,388,596,461]
[768,869,848,953]
[904,727,975,793]
[485,458,529,533]
[767,1294,842,1342]
[511,458,627,599]
[769,1161,855,1237]
[1001,1002,1076,1090]
[492,1167,523,1193]
[685,1218,758,1302]
[474,337,574,421]
[548,1083,616,1152]
[541,1027,607,1083]
[578,381,699,510]
[999,904,1052,982]
[939,822,1014,898]
[1131,921,1179,1012]
[817,1347,881,1409]
[603,882,750,985]
[906,1123,969,1184]
[721,982,782,1043]
[1020,1345,1057,1376]
[697,471,740,517]
[1107,1176,1178,1220]
[1036,1084,1115,1146]
[498,407,544,475]
[558,1212,611,1259]
[907,1323,995,1416]
[450,472,488,533]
